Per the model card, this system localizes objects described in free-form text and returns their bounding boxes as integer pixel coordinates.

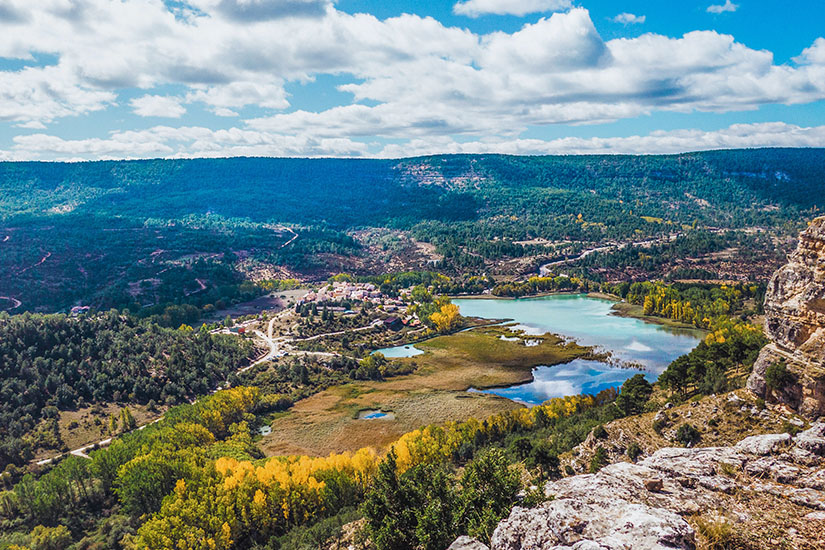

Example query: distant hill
[0,148,822,313]
[1,148,823,225]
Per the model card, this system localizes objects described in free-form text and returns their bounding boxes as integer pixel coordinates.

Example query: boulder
[490,498,695,550]
[447,536,490,550]
[734,433,791,455]
[478,427,825,549]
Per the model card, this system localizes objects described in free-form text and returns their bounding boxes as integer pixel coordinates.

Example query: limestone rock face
[449,425,825,550]
[748,216,825,418]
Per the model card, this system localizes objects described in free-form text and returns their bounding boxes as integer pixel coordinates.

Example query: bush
[626,442,642,462]
[592,425,608,440]
[652,414,668,435]
[765,362,795,392]
[589,446,608,473]
[675,423,701,447]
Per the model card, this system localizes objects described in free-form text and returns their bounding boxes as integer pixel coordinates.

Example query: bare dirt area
[348,228,445,273]
[260,388,518,457]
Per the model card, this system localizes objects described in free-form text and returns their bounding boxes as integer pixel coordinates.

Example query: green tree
[765,361,795,393]
[363,450,419,550]
[615,374,653,416]
[458,449,520,544]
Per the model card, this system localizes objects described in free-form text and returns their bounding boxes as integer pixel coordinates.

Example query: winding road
[539,233,682,276]
[0,296,22,310]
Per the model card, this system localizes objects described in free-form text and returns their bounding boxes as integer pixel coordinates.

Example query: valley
[0,151,823,550]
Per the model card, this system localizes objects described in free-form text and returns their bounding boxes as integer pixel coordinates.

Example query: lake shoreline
[451,291,706,335]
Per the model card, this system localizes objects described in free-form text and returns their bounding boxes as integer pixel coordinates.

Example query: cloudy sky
[0,0,823,160]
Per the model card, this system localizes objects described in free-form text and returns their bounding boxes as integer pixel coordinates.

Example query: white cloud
[613,13,645,25]
[707,0,738,14]
[0,2,822,158]
[5,121,825,162]
[376,122,825,158]
[796,37,825,65]
[130,95,186,118]
[185,81,289,116]
[453,0,571,18]
[6,125,369,161]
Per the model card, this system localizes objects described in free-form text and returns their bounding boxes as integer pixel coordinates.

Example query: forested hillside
[0,149,822,313]
[0,311,253,468]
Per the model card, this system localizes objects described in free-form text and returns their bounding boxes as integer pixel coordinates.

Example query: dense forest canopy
[1,149,822,227]
[0,311,253,468]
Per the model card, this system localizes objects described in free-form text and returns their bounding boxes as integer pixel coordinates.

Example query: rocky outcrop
[447,537,490,550]
[748,216,825,418]
[452,425,825,550]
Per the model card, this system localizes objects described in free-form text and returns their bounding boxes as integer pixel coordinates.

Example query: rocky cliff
[748,216,825,418]
[449,424,825,550]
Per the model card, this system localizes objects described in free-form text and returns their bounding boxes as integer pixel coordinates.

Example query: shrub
[652,414,668,435]
[589,446,608,473]
[718,462,738,478]
[781,421,802,436]
[626,442,642,462]
[765,362,795,392]
[675,423,701,447]
[695,512,737,550]
[592,425,608,440]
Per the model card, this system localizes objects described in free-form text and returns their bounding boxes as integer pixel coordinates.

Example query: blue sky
[0,0,823,160]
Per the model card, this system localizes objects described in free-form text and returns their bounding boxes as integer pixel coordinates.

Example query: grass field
[258,325,594,456]
[30,403,165,463]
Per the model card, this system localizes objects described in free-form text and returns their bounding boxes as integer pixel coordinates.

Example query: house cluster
[301,281,405,309]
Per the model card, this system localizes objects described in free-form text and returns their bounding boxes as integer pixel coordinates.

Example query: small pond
[372,344,425,358]
[358,409,396,420]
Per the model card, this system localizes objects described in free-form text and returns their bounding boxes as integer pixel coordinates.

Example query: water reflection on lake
[454,294,701,406]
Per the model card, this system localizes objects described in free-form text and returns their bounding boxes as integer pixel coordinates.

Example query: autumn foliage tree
[430,303,461,333]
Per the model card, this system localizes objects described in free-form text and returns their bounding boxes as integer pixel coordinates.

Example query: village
[213,280,427,362]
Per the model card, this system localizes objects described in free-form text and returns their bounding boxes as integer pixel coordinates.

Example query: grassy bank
[609,301,706,334]
[259,326,593,457]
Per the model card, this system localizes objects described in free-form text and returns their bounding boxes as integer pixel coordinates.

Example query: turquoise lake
[453,295,702,406]
[372,344,425,358]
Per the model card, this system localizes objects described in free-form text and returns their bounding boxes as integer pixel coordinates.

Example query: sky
[0,0,823,160]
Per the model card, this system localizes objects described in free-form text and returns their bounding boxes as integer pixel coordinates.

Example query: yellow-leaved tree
[430,303,460,333]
